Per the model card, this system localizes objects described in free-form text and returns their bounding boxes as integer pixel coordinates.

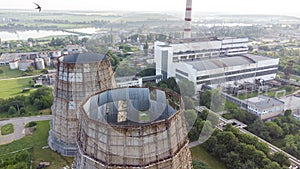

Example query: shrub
[25,121,37,128]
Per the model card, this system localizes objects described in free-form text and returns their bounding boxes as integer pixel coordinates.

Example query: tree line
[0,150,31,169]
[248,111,300,159]
[186,108,291,169]
[0,87,53,117]
[202,124,290,169]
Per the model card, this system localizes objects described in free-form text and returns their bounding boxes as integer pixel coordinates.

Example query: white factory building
[154,37,279,91]
[246,96,284,120]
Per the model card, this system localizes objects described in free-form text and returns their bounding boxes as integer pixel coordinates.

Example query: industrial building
[18,60,34,71]
[35,58,45,70]
[154,38,279,91]
[75,87,192,169]
[48,52,116,156]
[154,0,279,91]
[246,95,284,120]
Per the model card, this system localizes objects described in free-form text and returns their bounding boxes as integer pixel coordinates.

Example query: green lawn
[0,121,74,169]
[0,123,14,135]
[190,145,227,169]
[0,77,33,98]
[0,66,24,79]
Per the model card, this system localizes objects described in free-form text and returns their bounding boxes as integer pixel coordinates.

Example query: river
[0,30,77,41]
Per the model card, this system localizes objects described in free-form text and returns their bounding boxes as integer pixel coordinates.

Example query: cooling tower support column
[184,0,192,39]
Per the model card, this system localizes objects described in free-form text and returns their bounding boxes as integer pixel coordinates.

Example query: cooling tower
[48,52,116,156]
[75,87,192,169]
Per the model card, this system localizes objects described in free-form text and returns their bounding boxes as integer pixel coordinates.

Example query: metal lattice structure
[48,53,116,156]
[75,87,192,169]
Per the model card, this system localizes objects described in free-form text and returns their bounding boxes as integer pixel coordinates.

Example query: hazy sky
[1,0,300,16]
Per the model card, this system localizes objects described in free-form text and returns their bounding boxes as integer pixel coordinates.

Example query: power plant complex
[48,0,280,168]
[154,0,279,91]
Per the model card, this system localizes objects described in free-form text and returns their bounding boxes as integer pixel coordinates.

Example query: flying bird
[33,2,42,12]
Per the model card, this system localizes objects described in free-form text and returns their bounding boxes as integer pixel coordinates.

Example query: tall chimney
[184,0,192,39]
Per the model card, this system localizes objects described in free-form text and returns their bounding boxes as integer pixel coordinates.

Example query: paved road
[0,75,38,81]
[0,115,53,145]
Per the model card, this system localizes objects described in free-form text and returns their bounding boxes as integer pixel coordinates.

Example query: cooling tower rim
[79,105,182,129]
[78,86,184,129]
[57,52,109,64]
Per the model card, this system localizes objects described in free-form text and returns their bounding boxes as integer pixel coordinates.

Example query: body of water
[0,30,77,41]
[67,27,104,34]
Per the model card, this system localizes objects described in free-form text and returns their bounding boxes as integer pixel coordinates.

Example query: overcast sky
[1,0,300,16]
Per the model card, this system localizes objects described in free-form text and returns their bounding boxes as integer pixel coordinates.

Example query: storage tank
[35,58,45,70]
[9,60,19,70]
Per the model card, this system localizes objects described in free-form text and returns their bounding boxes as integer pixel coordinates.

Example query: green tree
[192,160,211,169]
[284,109,292,117]
[143,42,149,56]
[28,80,34,87]
[29,87,53,110]
[178,78,195,97]
[158,77,180,94]
[199,90,211,108]
[20,107,26,115]
[136,68,155,77]
[271,152,291,167]
[183,96,195,110]
[25,66,34,73]
[210,88,225,112]
[265,122,284,139]
[263,162,282,169]
[8,106,17,115]
[41,69,48,74]
[184,109,197,127]
[27,121,37,127]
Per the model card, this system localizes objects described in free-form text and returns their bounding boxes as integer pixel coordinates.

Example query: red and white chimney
[184,0,192,39]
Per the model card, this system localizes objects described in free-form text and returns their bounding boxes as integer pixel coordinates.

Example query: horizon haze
[1,0,300,17]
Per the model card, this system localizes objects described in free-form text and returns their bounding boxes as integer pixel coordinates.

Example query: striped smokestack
[184,0,192,39]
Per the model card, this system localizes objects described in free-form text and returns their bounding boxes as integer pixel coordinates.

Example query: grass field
[0,66,24,79]
[0,77,33,98]
[0,123,14,135]
[190,145,227,169]
[0,121,74,169]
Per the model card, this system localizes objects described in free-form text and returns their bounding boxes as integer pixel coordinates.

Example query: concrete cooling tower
[75,87,192,169]
[48,52,116,156]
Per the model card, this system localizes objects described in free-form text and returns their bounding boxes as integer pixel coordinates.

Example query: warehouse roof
[243,54,273,62]
[186,55,275,71]
[246,95,284,110]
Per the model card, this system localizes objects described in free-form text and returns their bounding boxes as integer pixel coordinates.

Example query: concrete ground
[0,115,53,145]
